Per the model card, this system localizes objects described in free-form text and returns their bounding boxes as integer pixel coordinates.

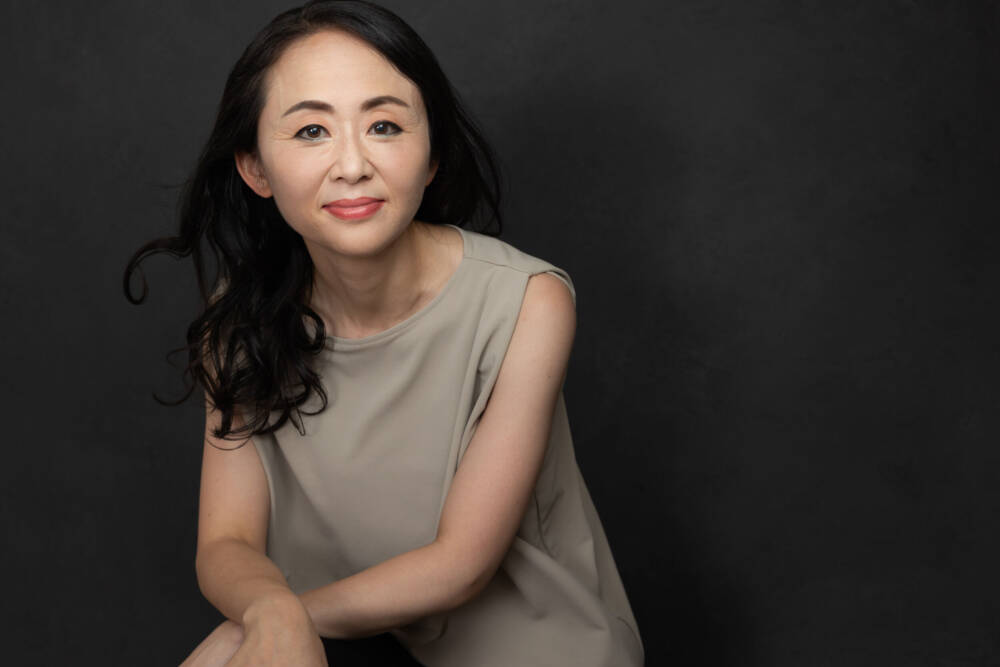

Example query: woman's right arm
[195,395,296,620]
[191,395,326,666]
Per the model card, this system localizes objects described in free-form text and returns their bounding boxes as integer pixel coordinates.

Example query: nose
[329,128,373,184]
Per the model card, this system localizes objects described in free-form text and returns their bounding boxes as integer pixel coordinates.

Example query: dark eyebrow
[281,95,410,117]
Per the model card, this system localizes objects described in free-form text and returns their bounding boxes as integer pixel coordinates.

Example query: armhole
[454,269,535,469]
[459,267,574,458]
[538,268,577,309]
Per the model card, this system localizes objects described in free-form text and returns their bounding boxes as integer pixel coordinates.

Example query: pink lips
[324,197,385,220]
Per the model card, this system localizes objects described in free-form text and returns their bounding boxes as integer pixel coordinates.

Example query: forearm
[298,539,478,640]
[195,537,298,624]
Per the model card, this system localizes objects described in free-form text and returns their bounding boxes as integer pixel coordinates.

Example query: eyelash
[295,121,402,141]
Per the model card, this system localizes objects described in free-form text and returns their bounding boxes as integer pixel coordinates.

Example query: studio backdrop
[2,1,998,665]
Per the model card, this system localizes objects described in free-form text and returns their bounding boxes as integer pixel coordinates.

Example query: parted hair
[122,0,503,446]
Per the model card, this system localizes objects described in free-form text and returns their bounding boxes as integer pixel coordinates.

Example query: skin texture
[186,28,576,665]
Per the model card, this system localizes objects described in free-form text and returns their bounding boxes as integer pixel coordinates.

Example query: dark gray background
[2,1,999,665]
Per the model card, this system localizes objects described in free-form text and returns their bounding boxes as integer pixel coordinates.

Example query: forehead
[262,29,422,114]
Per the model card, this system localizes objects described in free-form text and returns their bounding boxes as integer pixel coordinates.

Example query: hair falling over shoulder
[122,0,503,444]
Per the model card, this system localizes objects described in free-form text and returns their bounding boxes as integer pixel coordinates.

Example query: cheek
[262,153,326,232]
[381,147,433,193]
[270,150,325,200]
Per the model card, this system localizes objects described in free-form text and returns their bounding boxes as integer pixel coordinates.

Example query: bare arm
[196,538,302,624]
[190,399,325,667]
[195,397,474,640]
[194,398,302,623]
[298,540,474,639]
[192,272,574,643]
[297,272,577,639]
[194,393,469,641]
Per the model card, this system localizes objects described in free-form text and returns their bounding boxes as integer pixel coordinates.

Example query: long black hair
[122,0,503,445]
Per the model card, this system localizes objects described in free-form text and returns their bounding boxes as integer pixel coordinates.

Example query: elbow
[433,539,497,609]
[192,537,233,596]
[450,577,481,610]
[194,538,220,576]
[194,545,213,597]
[452,563,498,608]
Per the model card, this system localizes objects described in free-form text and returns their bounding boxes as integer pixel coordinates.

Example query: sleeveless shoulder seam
[455,227,577,306]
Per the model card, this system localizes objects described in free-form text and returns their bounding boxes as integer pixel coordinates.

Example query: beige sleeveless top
[250,224,644,666]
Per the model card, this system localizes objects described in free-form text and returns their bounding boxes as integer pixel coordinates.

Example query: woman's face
[236,29,437,259]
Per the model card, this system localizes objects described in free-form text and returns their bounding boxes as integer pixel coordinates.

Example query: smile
[323,199,385,220]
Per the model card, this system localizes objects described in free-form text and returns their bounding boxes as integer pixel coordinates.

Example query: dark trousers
[321,633,426,666]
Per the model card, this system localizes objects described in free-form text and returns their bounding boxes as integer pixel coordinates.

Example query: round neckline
[322,224,468,350]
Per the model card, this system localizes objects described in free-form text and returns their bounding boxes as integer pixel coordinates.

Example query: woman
[123,2,643,665]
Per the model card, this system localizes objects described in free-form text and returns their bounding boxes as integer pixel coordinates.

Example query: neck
[306,222,433,339]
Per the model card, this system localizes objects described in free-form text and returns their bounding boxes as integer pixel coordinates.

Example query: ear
[425,158,439,187]
[234,150,273,198]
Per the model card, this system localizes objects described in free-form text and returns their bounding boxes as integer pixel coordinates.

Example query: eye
[295,124,328,141]
[370,120,402,136]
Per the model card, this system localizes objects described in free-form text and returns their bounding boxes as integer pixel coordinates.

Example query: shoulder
[461,229,564,275]
[512,272,576,358]
[459,228,578,306]
[523,272,575,320]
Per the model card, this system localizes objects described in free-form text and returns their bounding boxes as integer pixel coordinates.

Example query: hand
[179,619,244,667]
[224,595,328,667]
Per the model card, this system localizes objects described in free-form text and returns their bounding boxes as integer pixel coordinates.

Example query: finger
[223,641,251,667]
[181,626,243,667]
[179,633,216,667]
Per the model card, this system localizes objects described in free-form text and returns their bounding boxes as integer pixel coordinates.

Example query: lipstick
[324,197,385,221]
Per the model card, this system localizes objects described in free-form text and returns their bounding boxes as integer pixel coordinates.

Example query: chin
[307,219,412,258]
